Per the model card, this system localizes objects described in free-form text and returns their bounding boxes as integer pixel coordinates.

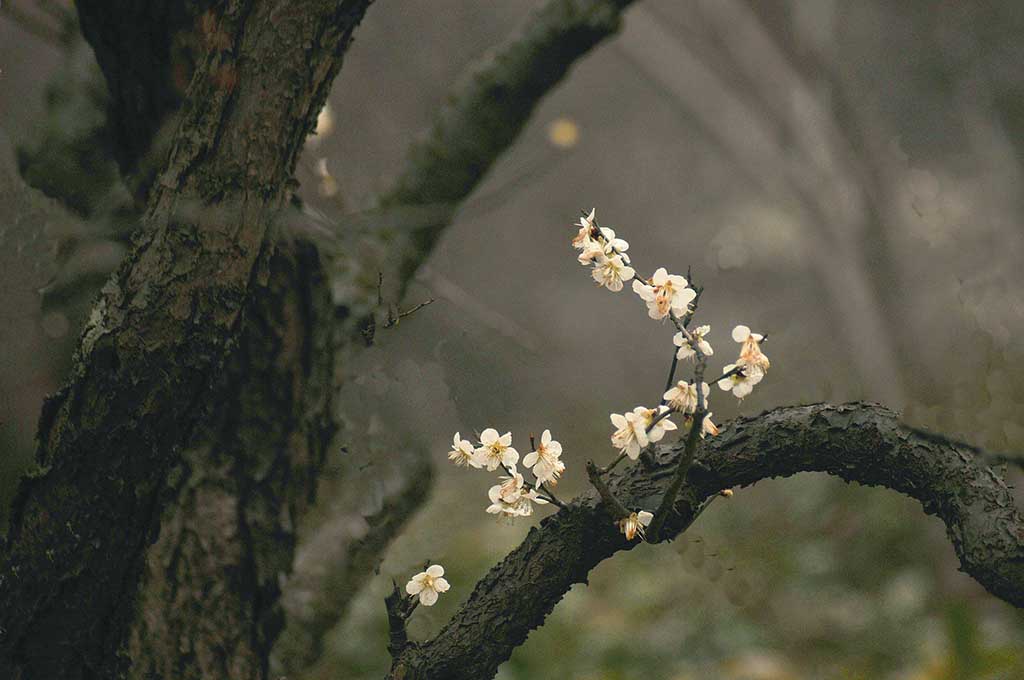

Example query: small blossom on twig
[448,432,480,468]
[405,564,450,606]
[718,363,763,399]
[571,208,598,250]
[486,470,549,518]
[610,406,676,459]
[663,380,709,414]
[591,253,635,291]
[673,325,713,360]
[631,268,697,320]
[523,429,565,486]
[475,429,519,471]
[618,510,654,541]
[732,324,770,374]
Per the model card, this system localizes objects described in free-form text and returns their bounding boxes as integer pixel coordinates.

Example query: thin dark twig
[586,460,630,519]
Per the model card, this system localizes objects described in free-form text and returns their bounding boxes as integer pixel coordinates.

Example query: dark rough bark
[127,240,335,680]
[387,402,1024,680]
[0,2,372,678]
[74,0,212,195]
[380,0,637,285]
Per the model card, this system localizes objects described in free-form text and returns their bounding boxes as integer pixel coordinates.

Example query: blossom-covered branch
[386,403,1024,679]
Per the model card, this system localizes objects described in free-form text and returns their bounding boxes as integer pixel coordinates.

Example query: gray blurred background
[3,1,1024,678]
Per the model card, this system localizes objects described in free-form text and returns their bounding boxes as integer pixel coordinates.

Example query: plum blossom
[405,564,450,606]
[610,406,676,459]
[486,470,549,518]
[632,268,697,320]
[571,208,598,250]
[591,253,635,292]
[475,428,519,471]
[618,510,654,541]
[732,324,770,374]
[718,363,763,399]
[673,325,713,361]
[448,432,480,468]
[663,380,709,414]
[522,429,566,486]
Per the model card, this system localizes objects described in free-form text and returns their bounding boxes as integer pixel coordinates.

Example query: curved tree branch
[387,402,1024,679]
[378,0,637,285]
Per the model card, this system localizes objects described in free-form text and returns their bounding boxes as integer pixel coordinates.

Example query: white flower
[591,253,635,292]
[663,380,709,414]
[718,362,764,399]
[522,429,565,486]
[701,412,720,437]
[732,324,770,374]
[572,209,597,249]
[486,472,549,518]
[618,511,654,541]
[448,432,480,468]
[632,268,697,320]
[577,240,605,265]
[475,428,519,471]
[610,406,676,459]
[647,405,677,443]
[405,564,450,606]
[598,227,630,262]
[673,325,713,361]
[610,408,650,460]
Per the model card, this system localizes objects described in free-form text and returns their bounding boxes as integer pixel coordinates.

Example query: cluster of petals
[405,564,450,606]
[448,432,480,468]
[486,469,548,518]
[673,325,713,361]
[717,363,763,399]
[618,510,654,541]
[663,380,709,414]
[632,268,697,320]
[732,324,770,374]
[717,326,769,399]
[610,406,676,459]
[572,209,635,292]
[474,428,519,471]
[522,429,565,486]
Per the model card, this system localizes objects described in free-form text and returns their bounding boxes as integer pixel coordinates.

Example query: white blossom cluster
[423,207,773,590]
[572,208,772,539]
[447,428,564,519]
